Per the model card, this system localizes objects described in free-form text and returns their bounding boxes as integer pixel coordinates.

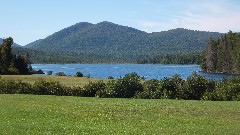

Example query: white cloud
[138,0,240,33]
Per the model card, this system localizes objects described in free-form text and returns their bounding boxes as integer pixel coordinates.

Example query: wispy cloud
[138,0,240,33]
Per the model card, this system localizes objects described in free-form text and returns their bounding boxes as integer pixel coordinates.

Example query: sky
[1,0,240,45]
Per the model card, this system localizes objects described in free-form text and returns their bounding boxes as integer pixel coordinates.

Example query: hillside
[23,21,222,63]
[202,31,240,74]
[13,46,127,63]
[24,39,43,48]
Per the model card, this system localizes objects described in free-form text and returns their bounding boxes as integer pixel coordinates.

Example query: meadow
[0,94,239,135]
[1,75,102,87]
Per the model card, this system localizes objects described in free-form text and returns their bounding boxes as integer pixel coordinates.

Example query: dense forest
[13,46,202,64]
[0,38,32,74]
[137,53,202,64]
[202,31,240,74]
[22,21,222,64]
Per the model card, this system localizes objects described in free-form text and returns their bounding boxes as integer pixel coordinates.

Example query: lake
[31,64,238,80]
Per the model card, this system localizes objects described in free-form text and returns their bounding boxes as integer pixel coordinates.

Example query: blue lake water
[31,64,238,80]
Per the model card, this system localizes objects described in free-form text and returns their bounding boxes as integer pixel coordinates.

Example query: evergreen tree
[202,31,240,74]
[0,37,31,75]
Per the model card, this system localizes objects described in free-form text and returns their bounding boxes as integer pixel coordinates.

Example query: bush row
[0,73,240,101]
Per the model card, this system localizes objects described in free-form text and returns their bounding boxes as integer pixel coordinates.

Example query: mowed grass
[0,94,239,135]
[1,75,104,87]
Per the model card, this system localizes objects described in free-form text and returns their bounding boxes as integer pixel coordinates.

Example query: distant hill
[24,39,43,48]
[23,21,223,63]
[13,46,133,64]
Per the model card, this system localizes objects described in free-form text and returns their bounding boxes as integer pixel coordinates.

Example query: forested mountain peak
[95,21,146,34]
[20,21,223,63]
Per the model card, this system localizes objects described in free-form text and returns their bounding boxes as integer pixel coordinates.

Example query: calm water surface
[31,64,238,80]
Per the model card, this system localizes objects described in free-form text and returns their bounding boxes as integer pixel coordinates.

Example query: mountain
[24,21,223,63]
[24,39,43,48]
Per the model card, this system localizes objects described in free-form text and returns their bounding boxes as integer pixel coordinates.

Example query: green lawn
[0,75,103,87]
[0,94,239,135]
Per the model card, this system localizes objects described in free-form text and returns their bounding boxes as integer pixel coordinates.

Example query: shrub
[81,81,106,97]
[69,87,83,96]
[16,81,33,94]
[96,80,116,98]
[0,79,18,94]
[34,69,45,74]
[75,72,83,77]
[161,74,184,99]
[55,72,66,76]
[108,76,114,79]
[109,73,143,98]
[212,78,240,101]
[7,67,19,75]
[96,73,143,98]
[47,71,53,75]
[0,79,32,94]
[135,79,163,99]
[32,80,68,96]
[184,72,214,100]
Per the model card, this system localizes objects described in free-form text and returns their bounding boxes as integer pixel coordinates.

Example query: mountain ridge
[25,21,222,54]
[12,21,224,63]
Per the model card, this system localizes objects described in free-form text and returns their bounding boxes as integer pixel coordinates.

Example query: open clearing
[0,75,103,87]
[0,94,239,135]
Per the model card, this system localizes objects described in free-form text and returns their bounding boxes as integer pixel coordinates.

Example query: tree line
[137,53,202,64]
[202,31,240,74]
[0,37,32,75]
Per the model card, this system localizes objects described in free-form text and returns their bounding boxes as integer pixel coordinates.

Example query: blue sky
[1,0,240,45]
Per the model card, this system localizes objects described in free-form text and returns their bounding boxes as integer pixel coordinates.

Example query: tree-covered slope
[25,21,222,58]
[146,28,222,54]
[202,31,240,74]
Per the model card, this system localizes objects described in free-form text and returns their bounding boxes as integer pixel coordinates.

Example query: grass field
[0,94,239,135]
[0,75,103,87]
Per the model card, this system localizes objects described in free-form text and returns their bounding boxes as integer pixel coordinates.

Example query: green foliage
[184,72,215,100]
[0,73,240,101]
[202,31,240,74]
[97,80,117,98]
[55,72,66,76]
[33,69,44,74]
[111,73,143,98]
[75,72,83,77]
[32,80,69,96]
[81,81,106,97]
[0,79,32,94]
[97,73,143,98]
[1,95,240,134]
[212,78,240,101]
[138,53,202,64]
[0,37,30,75]
[22,22,222,63]
[47,71,53,75]
[161,75,185,99]
[135,79,163,99]
[108,76,114,79]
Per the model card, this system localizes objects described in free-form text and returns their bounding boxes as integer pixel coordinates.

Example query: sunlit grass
[1,75,104,87]
[0,94,239,134]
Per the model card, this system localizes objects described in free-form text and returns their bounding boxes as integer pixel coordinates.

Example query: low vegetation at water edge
[1,72,240,101]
